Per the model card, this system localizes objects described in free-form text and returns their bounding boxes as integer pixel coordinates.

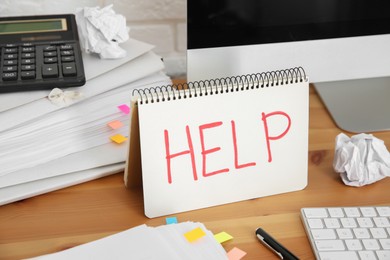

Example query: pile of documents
[28,222,228,259]
[0,38,171,205]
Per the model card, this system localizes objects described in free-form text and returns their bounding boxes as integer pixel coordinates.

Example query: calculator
[0,14,85,93]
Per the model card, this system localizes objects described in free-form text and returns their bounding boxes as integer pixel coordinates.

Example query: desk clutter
[27,220,246,260]
[0,38,171,205]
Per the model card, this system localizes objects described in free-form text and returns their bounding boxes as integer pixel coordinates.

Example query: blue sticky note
[166,217,178,225]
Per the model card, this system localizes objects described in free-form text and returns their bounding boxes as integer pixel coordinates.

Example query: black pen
[255,227,299,260]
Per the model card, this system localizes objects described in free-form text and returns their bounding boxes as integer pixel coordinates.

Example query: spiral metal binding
[132,67,307,105]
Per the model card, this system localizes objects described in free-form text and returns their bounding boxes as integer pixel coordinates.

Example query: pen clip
[256,234,284,259]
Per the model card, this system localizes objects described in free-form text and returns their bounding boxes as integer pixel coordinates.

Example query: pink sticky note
[110,134,128,144]
[227,247,247,260]
[118,104,130,114]
[107,120,123,130]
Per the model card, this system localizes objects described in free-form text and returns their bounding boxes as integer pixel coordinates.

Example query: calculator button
[61,50,74,56]
[22,53,35,59]
[2,72,18,81]
[62,62,77,76]
[42,64,58,78]
[60,45,73,50]
[3,66,17,72]
[4,48,18,54]
[4,54,18,59]
[21,65,35,71]
[44,51,57,57]
[5,43,17,48]
[4,60,17,66]
[21,71,36,80]
[61,56,75,62]
[44,57,58,63]
[22,47,35,52]
[43,46,56,51]
[21,59,35,65]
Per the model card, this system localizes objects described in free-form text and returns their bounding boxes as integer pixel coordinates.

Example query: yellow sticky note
[110,134,127,144]
[227,247,247,260]
[184,227,206,242]
[107,120,124,130]
[214,231,233,244]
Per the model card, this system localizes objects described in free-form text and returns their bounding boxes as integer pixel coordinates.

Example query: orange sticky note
[227,247,247,260]
[184,227,206,242]
[107,120,123,130]
[214,231,233,244]
[110,134,127,144]
[118,104,130,114]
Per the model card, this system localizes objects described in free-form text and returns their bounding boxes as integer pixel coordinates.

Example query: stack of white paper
[0,38,172,205]
[28,222,228,260]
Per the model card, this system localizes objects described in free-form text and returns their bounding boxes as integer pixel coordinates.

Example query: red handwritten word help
[164,111,291,184]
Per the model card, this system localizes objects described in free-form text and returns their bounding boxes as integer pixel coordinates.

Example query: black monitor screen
[188,0,390,49]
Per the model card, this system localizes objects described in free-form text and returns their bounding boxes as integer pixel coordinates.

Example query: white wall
[0,0,187,77]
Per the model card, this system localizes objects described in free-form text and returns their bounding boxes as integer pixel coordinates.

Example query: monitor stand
[314,76,390,133]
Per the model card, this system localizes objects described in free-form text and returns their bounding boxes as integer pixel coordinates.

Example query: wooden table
[1,85,390,260]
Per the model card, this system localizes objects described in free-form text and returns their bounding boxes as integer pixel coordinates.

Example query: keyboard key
[3,66,17,72]
[361,207,377,217]
[362,239,380,250]
[377,207,390,217]
[358,218,374,228]
[380,239,390,249]
[370,228,387,239]
[345,239,363,250]
[307,218,324,229]
[328,208,344,218]
[340,218,357,228]
[311,229,337,240]
[374,217,390,228]
[376,250,390,260]
[315,240,345,251]
[21,65,35,71]
[304,208,328,218]
[345,207,361,217]
[336,228,354,239]
[358,251,377,260]
[324,218,340,228]
[353,228,370,239]
[319,251,359,260]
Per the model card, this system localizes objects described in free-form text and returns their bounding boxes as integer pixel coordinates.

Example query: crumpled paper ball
[333,133,390,187]
[76,5,129,59]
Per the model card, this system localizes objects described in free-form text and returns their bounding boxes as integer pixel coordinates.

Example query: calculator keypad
[0,42,85,92]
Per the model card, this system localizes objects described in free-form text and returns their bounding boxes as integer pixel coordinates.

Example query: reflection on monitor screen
[187,0,390,132]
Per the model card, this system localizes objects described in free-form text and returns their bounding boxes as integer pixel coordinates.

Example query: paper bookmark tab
[107,120,124,130]
[184,227,206,242]
[214,231,233,244]
[165,217,178,225]
[227,247,247,260]
[110,134,128,144]
[118,104,130,114]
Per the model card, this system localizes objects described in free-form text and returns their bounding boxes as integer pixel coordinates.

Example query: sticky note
[107,120,124,130]
[184,227,206,242]
[214,231,233,244]
[227,247,247,260]
[118,104,130,114]
[110,134,128,144]
[165,217,178,225]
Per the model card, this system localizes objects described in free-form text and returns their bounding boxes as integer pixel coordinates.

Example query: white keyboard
[301,206,390,260]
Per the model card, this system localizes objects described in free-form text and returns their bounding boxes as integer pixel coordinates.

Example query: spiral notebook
[125,67,309,218]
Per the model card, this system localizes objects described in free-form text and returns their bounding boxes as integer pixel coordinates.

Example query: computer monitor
[187,0,390,133]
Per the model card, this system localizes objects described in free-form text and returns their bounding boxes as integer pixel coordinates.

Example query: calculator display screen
[0,18,67,35]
